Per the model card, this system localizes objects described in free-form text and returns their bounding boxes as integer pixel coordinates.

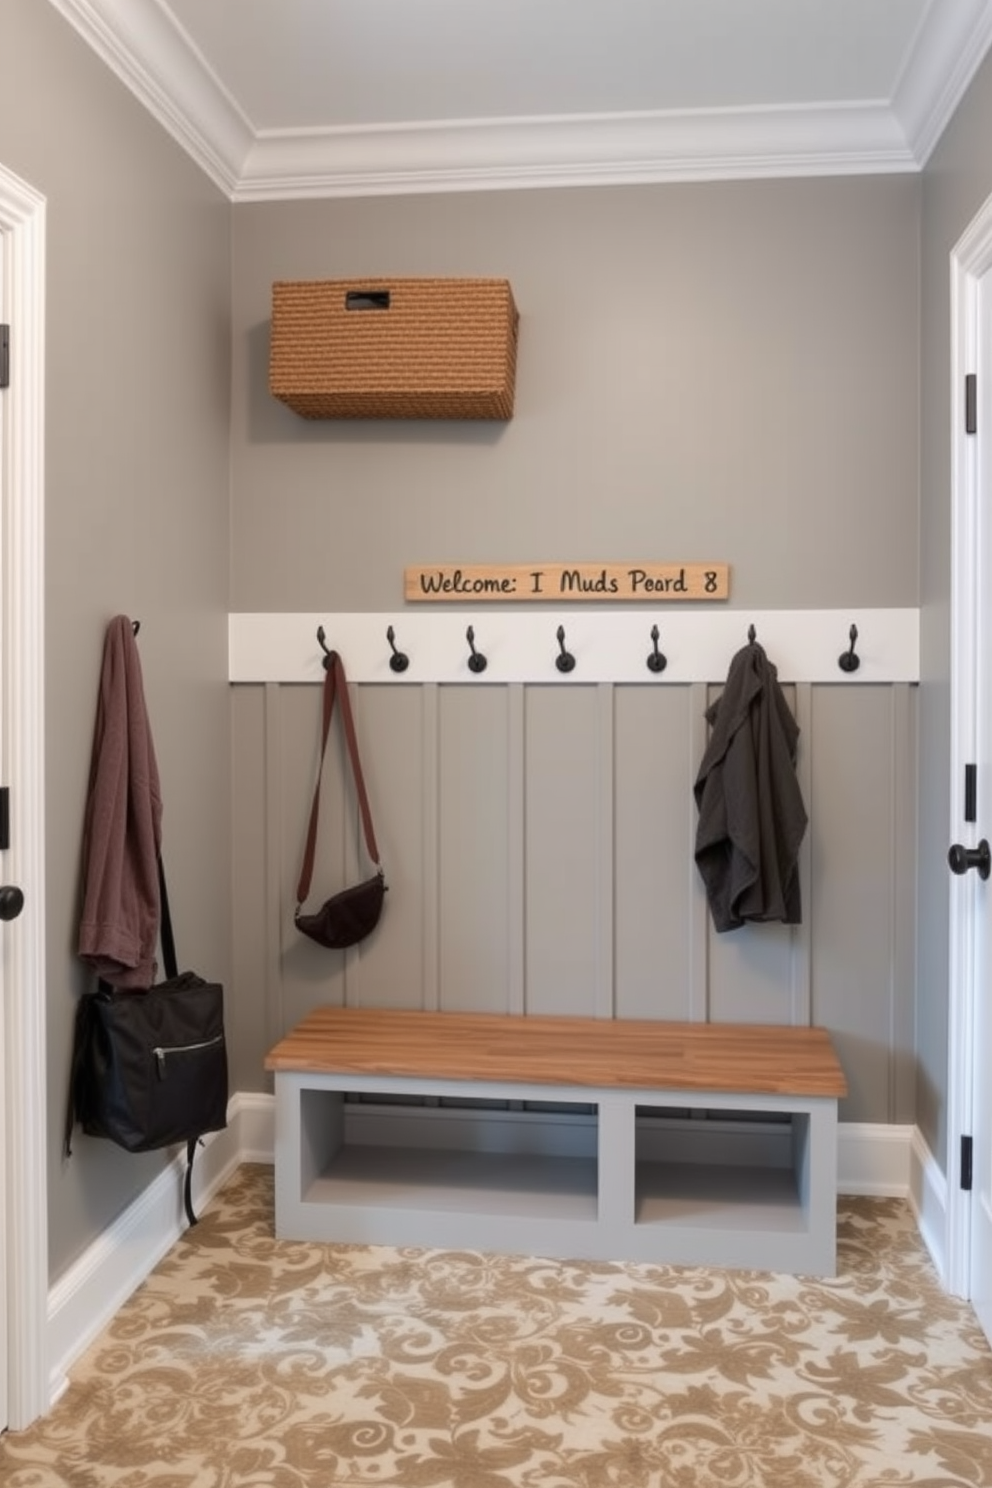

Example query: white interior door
[949,198,992,1350]
[966,261,992,1344]
[0,226,7,1435]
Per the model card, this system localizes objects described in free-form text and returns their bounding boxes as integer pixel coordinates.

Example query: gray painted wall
[917,47,992,1170]
[2,1,233,1281]
[230,180,920,613]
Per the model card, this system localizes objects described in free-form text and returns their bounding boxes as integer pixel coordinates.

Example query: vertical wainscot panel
[810,684,905,1123]
[230,685,273,1086]
[614,685,694,1018]
[891,684,918,1124]
[350,684,428,1008]
[525,686,606,1016]
[437,685,513,1012]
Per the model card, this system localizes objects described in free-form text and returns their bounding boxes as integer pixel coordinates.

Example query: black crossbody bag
[64,858,228,1226]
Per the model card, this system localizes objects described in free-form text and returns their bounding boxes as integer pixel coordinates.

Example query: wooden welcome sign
[405,562,730,603]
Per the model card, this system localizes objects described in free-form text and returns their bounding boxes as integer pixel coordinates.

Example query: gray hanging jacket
[693,639,807,932]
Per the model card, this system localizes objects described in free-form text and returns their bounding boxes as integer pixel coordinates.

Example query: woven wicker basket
[269,277,519,420]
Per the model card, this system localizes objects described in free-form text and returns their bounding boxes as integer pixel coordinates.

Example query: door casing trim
[0,159,48,1430]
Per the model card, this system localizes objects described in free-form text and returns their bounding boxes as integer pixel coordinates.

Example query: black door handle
[948,840,991,879]
[0,884,24,920]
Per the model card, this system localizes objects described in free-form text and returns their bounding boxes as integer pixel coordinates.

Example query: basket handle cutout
[345,290,391,311]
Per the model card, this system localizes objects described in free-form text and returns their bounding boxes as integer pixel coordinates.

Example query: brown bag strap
[296,651,381,906]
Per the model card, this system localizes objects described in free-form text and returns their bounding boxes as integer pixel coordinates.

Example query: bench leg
[802,1099,839,1276]
[598,1095,635,1238]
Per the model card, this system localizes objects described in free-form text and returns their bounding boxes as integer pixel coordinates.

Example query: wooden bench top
[265,1008,847,1099]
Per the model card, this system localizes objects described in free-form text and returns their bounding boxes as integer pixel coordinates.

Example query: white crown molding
[43,0,992,198]
[235,102,915,202]
[892,0,992,166]
[45,0,253,195]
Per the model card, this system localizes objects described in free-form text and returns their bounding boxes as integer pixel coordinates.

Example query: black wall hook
[315,624,335,671]
[466,625,487,674]
[747,623,757,644]
[647,624,667,674]
[838,623,861,674]
[131,620,140,636]
[555,624,576,673]
[386,624,409,673]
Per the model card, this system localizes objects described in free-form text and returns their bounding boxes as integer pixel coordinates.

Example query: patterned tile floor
[4,1164,992,1486]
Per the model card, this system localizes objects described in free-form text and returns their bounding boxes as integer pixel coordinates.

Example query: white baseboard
[837,1121,913,1197]
[44,1105,917,1410]
[230,1089,276,1164]
[46,1093,272,1406]
[908,1125,948,1285]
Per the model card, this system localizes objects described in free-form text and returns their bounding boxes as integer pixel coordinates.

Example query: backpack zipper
[153,1034,224,1077]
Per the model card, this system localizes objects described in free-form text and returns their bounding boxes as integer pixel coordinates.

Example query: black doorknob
[0,884,24,920]
[948,840,992,880]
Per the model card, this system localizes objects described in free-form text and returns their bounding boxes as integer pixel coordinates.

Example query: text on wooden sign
[405,563,730,602]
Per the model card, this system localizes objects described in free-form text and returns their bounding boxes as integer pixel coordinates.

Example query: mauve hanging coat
[77,616,163,987]
[694,640,807,932]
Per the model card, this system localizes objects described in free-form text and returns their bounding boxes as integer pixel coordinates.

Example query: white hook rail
[229,609,919,684]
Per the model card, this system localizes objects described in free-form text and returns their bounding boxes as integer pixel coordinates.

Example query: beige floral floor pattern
[5,1163,992,1487]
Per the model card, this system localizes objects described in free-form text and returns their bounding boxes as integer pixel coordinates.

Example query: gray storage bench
[265,1007,848,1276]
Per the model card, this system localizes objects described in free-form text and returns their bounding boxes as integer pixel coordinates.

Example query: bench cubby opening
[299,1086,600,1222]
[634,1105,810,1234]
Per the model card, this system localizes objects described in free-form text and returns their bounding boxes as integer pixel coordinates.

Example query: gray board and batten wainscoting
[231,606,918,1134]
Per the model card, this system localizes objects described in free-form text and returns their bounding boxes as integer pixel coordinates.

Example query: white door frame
[947,190,992,1299]
[0,161,48,1429]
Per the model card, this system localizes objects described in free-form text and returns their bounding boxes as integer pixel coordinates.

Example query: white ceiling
[47,0,992,199]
